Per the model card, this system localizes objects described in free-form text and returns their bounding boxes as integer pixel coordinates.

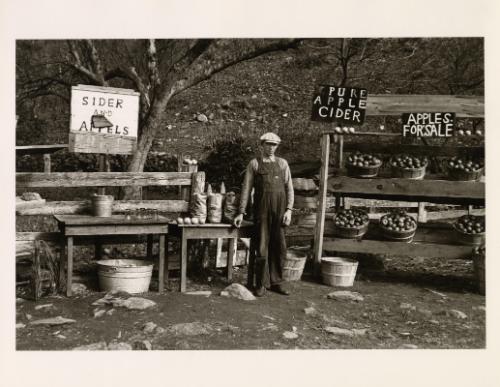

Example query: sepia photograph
[2,1,500,387]
[14,37,486,351]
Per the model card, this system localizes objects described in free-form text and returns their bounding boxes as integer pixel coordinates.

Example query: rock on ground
[34,303,54,310]
[220,283,256,301]
[73,341,108,351]
[92,292,156,310]
[29,316,76,326]
[71,283,89,295]
[107,342,133,350]
[449,309,468,319]
[283,331,299,340]
[324,326,367,337]
[304,307,317,315]
[167,322,211,336]
[134,340,152,350]
[16,323,26,329]
[143,322,158,334]
[327,291,364,302]
[400,344,419,349]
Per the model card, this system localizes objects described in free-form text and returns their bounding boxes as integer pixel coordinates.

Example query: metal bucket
[321,257,358,287]
[97,259,153,293]
[92,194,114,217]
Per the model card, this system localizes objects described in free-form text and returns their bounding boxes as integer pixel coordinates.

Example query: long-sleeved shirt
[239,156,294,215]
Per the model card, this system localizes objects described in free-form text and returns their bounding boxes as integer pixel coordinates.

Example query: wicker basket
[282,250,308,281]
[448,167,484,181]
[321,257,359,287]
[453,224,485,245]
[346,160,382,178]
[380,226,417,243]
[334,221,369,238]
[391,165,426,179]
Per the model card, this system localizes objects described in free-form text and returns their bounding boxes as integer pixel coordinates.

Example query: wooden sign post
[69,85,140,155]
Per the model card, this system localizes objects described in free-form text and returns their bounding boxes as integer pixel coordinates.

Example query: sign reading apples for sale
[401,112,455,137]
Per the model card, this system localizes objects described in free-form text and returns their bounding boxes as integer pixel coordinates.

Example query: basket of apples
[346,152,382,178]
[333,208,370,238]
[390,155,428,179]
[379,210,418,243]
[453,215,485,245]
[446,157,484,181]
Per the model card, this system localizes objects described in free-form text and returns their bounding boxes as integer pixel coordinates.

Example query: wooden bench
[16,170,205,296]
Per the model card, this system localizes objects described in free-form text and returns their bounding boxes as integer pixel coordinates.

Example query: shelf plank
[17,172,194,188]
[328,176,484,205]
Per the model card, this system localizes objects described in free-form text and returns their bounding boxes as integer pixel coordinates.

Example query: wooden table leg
[180,234,187,292]
[95,241,102,260]
[147,234,153,260]
[158,234,165,293]
[165,235,169,289]
[59,237,66,293]
[66,236,73,297]
[227,238,236,283]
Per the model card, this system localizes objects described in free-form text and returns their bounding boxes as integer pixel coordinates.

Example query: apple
[177,217,184,224]
[184,217,192,224]
[334,209,369,228]
[455,215,485,234]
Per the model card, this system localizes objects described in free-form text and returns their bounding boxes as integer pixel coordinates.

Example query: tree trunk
[122,98,170,199]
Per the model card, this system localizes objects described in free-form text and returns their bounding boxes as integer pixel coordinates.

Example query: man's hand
[282,209,292,227]
[233,214,244,228]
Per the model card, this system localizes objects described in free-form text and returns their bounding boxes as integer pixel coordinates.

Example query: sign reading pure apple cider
[69,85,140,154]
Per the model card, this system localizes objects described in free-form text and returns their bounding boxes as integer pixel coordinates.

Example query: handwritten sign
[401,112,455,137]
[311,85,367,125]
[69,85,140,154]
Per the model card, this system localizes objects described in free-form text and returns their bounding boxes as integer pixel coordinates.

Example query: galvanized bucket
[97,259,153,293]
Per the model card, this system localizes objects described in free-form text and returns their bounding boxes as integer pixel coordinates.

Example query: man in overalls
[234,132,294,297]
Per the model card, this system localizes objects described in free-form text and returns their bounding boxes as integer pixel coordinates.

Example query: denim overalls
[251,157,288,288]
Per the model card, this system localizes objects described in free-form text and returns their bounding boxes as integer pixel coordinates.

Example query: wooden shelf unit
[312,95,485,273]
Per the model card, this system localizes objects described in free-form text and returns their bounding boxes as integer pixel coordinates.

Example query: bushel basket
[346,161,382,178]
[391,165,426,179]
[334,221,369,238]
[453,224,485,246]
[282,249,308,281]
[321,257,358,287]
[448,167,484,181]
[380,226,416,243]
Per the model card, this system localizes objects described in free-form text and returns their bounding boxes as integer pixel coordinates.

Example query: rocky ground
[16,258,485,351]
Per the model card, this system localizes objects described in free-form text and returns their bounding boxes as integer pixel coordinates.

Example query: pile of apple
[176,217,206,225]
[454,215,485,235]
[390,155,428,169]
[380,211,417,233]
[347,152,382,167]
[447,157,484,172]
[334,209,369,229]
[334,126,356,134]
[456,129,483,137]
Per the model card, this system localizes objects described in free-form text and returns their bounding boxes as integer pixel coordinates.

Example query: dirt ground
[16,256,485,351]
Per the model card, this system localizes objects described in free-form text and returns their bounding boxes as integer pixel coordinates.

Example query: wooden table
[167,222,254,292]
[54,215,170,296]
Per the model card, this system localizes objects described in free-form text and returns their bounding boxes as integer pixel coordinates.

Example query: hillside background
[16,38,484,190]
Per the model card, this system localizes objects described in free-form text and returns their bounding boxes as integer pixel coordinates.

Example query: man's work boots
[270,284,290,296]
[254,287,266,297]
